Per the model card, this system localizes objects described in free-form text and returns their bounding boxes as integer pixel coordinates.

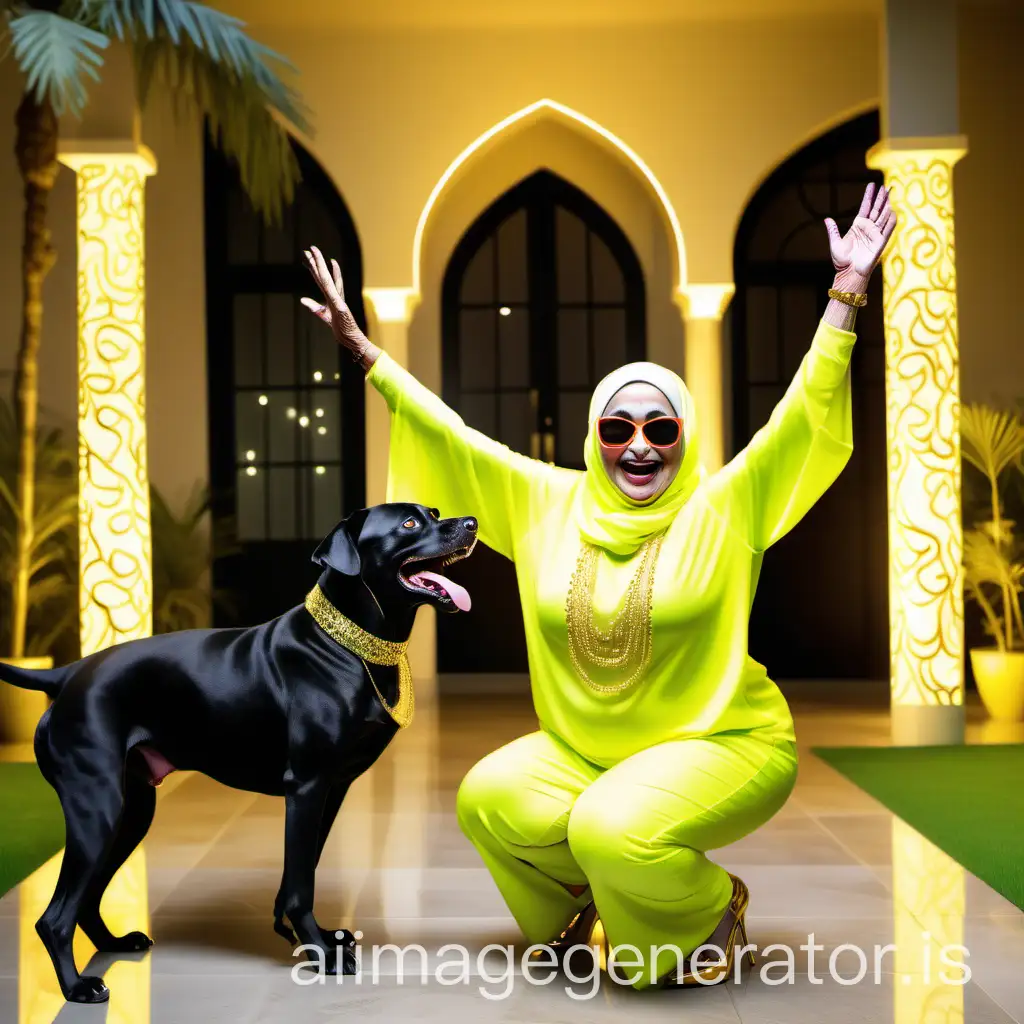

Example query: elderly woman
[301,182,895,988]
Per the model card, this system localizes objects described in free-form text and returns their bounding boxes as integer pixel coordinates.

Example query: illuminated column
[678,284,734,472]
[868,138,967,745]
[891,817,965,1021]
[58,142,157,656]
[363,286,437,692]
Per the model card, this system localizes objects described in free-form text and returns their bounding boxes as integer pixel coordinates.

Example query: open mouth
[398,541,476,611]
[620,459,661,484]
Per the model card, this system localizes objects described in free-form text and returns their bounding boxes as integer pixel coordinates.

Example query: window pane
[268,467,297,540]
[592,309,627,379]
[262,200,295,264]
[461,392,496,438]
[780,287,819,376]
[297,187,341,262]
[748,385,784,434]
[312,464,343,540]
[497,208,528,304]
[266,293,296,386]
[235,390,264,462]
[305,310,339,387]
[498,307,529,389]
[557,309,588,388]
[459,310,496,390]
[295,389,321,462]
[310,390,342,461]
[227,188,259,265]
[461,238,493,303]
[268,389,299,462]
[837,181,878,218]
[236,466,265,540]
[781,221,826,262]
[498,391,532,456]
[589,233,624,303]
[557,391,590,469]
[746,187,807,263]
[233,294,263,387]
[746,287,779,384]
[556,207,587,303]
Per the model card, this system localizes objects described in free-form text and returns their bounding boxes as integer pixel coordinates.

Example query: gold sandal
[662,874,756,987]
[530,901,600,970]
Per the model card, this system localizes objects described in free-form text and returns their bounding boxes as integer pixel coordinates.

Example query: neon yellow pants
[456,728,798,987]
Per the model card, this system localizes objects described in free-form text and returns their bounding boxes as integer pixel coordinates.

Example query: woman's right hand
[301,246,380,369]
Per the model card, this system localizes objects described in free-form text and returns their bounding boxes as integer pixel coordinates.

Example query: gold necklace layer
[305,584,414,728]
[565,533,665,694]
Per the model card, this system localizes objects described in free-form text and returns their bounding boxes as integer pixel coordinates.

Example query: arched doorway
[439,170,646,673]
[732,111,888,680]
[204,136,367,627]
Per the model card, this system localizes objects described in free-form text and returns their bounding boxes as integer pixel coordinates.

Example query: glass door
[440,171,645,672]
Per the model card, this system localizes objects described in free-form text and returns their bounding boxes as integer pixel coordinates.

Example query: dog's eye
[402,517,419,529]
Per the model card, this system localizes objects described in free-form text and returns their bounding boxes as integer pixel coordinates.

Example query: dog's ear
[312,508,371,576]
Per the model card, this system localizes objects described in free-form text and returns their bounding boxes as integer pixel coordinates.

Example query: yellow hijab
[575,361,705,555]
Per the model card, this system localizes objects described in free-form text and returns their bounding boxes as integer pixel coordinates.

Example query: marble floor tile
[1,687,1020,1022]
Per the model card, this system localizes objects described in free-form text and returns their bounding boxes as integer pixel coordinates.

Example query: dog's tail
[0,660,69,699]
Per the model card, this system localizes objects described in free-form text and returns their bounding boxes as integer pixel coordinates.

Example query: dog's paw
[320,944,357,976]
[67,975,110,1003]
[340,942,358,975]
[100,930,153,953]
[274,918,297,945]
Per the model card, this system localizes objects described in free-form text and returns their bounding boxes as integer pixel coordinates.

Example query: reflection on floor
[1,683,1022,1023]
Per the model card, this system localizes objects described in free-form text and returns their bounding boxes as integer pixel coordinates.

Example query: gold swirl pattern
[867,143,966,710]
[64,151,157,655]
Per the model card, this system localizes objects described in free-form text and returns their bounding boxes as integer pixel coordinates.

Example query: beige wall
[0,4,1020,519]
[0,11,881,512]
[137,98,208,514]
[281,17,880,288]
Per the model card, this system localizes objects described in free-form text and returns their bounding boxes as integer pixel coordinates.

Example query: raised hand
[824,183,897,291]
[301,246,379,368]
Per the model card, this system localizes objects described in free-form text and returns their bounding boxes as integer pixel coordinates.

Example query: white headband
[588,361,684,421]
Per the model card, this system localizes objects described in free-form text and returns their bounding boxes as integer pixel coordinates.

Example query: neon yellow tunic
[368,319,855,767]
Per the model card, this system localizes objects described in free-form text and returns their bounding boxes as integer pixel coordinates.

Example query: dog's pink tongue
[415,570,472,611]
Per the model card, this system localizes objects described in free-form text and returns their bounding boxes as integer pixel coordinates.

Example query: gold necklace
[565,533,664,694]
[305,584,414,728]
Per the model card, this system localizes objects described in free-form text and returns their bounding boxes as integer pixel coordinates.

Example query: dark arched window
[440,170,645,672]
[204,137,366,626]
[442,170,645,472]
[732,111,888,680]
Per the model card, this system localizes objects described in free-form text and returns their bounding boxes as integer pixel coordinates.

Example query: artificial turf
[0,762,64,898]
[813,743,1024,911]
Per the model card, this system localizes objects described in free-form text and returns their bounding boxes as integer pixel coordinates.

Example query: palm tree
[1,0,308,658]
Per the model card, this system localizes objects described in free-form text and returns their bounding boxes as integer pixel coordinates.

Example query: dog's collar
[304,584,414,728]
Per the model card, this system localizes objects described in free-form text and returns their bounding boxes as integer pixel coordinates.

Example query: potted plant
[0,1,307,740]
[0,399,78,743]
[961,403,1024,722]
[1,432,235,741]
[151,484,237,633]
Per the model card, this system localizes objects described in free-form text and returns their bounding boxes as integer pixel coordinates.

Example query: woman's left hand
[824,183,897,292]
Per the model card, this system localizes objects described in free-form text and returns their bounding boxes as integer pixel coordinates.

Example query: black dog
[0,502,477,1003]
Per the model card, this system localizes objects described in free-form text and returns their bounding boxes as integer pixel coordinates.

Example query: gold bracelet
[827,288,868,308]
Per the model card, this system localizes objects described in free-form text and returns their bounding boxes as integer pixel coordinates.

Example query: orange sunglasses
[597,416,683,449]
